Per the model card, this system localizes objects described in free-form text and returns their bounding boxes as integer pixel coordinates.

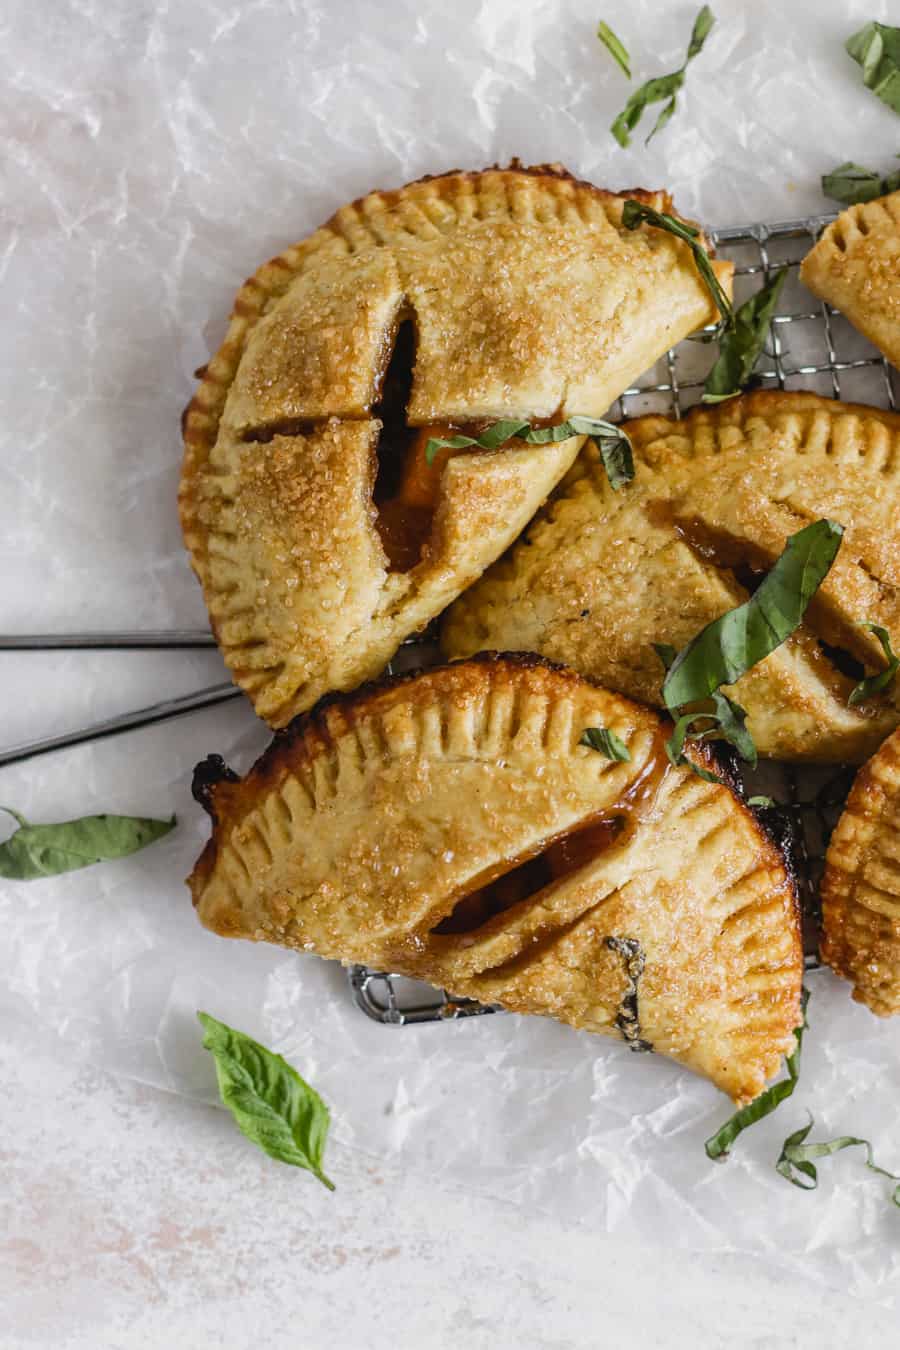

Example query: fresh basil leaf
[597,20,631,79]
[822,160,900,205]
[846,22,900,115]
[652,641,677,671]
[198,1012,335,1190]
[848,623,900,706]
[705,988,809,1161]
[747,795,776,809]
[610,5,715,146]
[702,268,787,404]
[776,1113,900,1206]
[424,417,634,490]
[622,200,733,329]
[580,726,631,761]
[662,519,844,711]
[0,807,175,880]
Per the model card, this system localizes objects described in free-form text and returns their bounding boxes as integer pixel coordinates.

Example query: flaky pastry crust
[188,655,802,1104]
[180,164,731,727]
[800,191,900,369]
[442,392,900,762]
[821,727,900,1016]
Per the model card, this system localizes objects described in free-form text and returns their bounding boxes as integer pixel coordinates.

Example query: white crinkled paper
[2,0,899,1302]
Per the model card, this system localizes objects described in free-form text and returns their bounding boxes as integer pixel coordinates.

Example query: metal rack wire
[3,213,897,1021]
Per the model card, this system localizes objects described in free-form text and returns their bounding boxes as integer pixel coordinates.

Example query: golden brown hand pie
[188,655,802,1104]
[180,164,732,728]
[443,392,900,763]
[800,191,900,369]
[821,727,900,1016]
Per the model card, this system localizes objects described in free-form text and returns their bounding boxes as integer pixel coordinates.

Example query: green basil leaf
[610,6,715,146]
[747,795,776,809]
[580,726,631,761]
[622,200,733,329]
[846,22,900,115]
[776,1113,900,1206]
[0,807,175,880]
[597,20,631,79]
[662,519,844,711]
[708,690,757,767]
[849,623,900,706]
[705,988,809,1161]
[424,417,634,490]
[198,1012,335,1190]
[702,268,787,404]
[821,160,900,205]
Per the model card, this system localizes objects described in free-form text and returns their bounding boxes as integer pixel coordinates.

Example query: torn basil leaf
[702,268,787,404]
[424,416,634,491]
[611,6,715,146]
[705,988,809,1161]
[597,20,631,79]
[822,160,900,205]
[662,519,844,711]
[0,807,175,880]
[849,623,900,706]
[580,726,631,761]
[622,200,733,330]
[846,22,900,115]
[199,1012,335,1190]
[747,795,776,809]
[776,1115,900,1206]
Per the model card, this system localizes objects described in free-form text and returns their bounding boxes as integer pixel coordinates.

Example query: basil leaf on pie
[611,6,715,147]
[580,726,631,760]
[702,268,787,404]
[198,1012,335,1190]
[0,808,175,880]
[622,200,733,330]
[848,623,900,706]
[424,417,635,491]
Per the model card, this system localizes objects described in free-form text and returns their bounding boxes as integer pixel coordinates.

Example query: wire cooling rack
[2,213,897,1021]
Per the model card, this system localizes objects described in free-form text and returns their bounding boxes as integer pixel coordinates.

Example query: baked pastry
[800,191,900,369]
[188,655,802,1104]
[821,727,900,1016]
[443,392,900,762]
[180,164,732,728]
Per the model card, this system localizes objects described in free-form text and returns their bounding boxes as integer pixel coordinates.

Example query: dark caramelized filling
[432,731,670,937]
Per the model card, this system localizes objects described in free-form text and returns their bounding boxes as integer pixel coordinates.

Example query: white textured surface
[3,1017,898,1350]
[3,0,900,1342]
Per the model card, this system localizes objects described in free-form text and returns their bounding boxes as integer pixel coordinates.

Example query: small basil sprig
[597,20,630,78]
[846,22,900,115]
[705,989,808,1161]
[822,159,900,205]
[848,623,899,706]
[611,6,715,147]
[0,807,175,879]
[199,1012,335,1190]
[702,269,787,404]
[424,416,634,491]
[658,520,844,774]
[621,200,733,331]
[580,726,631,761]
[776,1114,900,1207]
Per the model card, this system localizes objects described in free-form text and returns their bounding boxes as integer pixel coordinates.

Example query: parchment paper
[2,0,899,1303]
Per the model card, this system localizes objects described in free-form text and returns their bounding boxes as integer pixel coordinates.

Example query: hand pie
[443,392,900,763]
[188,655,802,1104]
[800,191,900,369]
[180,164,732,728]
[821,727,900,1016]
